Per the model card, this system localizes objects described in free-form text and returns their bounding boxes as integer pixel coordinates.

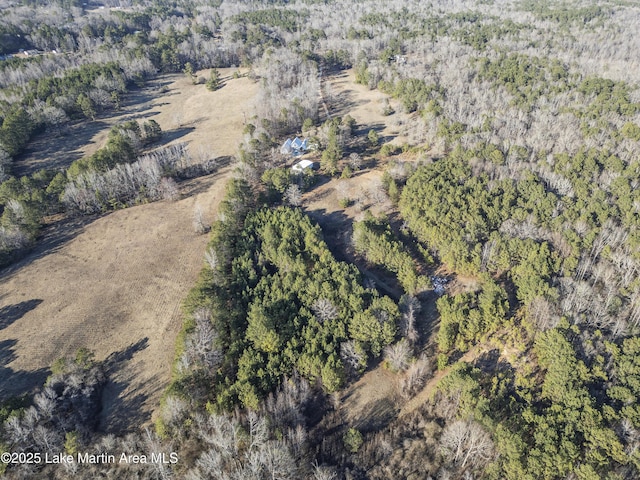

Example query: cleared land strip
[0,70,257,432]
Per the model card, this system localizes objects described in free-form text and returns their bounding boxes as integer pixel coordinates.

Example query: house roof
[280,138,293,154]
[292,159,315,171]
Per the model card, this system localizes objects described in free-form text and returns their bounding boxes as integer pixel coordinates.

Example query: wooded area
[1,0,640,478]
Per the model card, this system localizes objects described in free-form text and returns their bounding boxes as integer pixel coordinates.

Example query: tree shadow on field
[330,88,367,117]
[177,159,233,197]
[354,121,385,137]
[474,348,511,375]
[104,337,149,369]
[14,119,110,176]
[0,338,49,401]
[0,299,43,330]
[98,337,155,434]
[162,126,195,143]
[350,396,400,433]
[0,215,94,279]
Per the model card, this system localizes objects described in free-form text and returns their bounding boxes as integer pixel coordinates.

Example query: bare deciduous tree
[527,296,557,331]
[0,225,30,252]
[335,181,350,203]
[285,184,302,206]
[312,298,338,323]
[160,395,188,429]
[399,294,420,344]
[401,354,430,398]
[368,179,388,204]
[384,339,412,372]
[263,373,311,429]
[440,419,495,469]
[204,246,218,271]
[193,204,209,234]
[63,145,193,215]
[340,340,364,377]
[159,177,179,200]
[312,462,337,480]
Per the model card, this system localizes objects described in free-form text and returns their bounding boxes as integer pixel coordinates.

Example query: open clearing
[16,68,253,176]
[303,71,432,433]
[0,70,258,431]
[3,66,433,435]
[326,69,409,146]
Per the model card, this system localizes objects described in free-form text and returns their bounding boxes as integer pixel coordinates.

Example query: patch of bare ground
[0,70,258,432]
[446,273,481,295]
[326,68,409,147]
[340,367,400,433]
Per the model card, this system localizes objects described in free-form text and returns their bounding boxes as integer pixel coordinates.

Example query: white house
[281,137,311,156]
[291,159,317,173]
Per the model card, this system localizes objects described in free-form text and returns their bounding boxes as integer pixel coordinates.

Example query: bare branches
[384,339,412,372]
[62,145,193,215]
[263,373,312,429]
[189,410,300,480]
[193,204,209,234]
[340,340,365,377]
[255,49,320,135]
[399,294,420,345]
[312,298,339,323]
[348,152,362,171]
[440,419,495,469]
[178,308,222,373]
[204,246,218,271]
[284,184,302,207]
[400,355,431,399]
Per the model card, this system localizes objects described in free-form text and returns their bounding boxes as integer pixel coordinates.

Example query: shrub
[343,427,363,453]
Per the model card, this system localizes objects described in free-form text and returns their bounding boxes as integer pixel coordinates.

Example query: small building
[291,159,318,173]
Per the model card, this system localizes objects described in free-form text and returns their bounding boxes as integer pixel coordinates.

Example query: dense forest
[2,0,640,478]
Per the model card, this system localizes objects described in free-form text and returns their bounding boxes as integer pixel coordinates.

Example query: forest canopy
[1,0,640,478]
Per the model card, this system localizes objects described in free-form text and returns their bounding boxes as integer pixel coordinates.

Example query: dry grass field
[0,69,258,432]
[16,68,252,176]
[341,366,401,433]
[2,66,429,436]
[326,69,409,147]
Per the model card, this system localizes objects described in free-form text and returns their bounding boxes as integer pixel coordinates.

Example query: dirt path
[399,346,488,418]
